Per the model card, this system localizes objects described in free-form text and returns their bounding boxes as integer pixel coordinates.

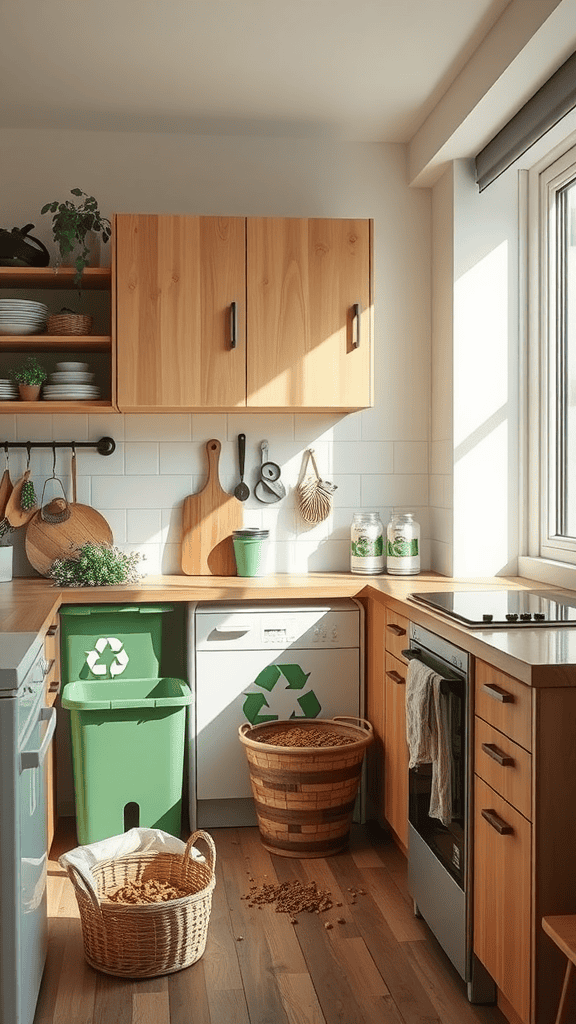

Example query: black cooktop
[409,590,576,627]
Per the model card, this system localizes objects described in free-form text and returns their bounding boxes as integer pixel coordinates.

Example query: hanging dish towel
[405,660,452,826]
[296,449,337,525]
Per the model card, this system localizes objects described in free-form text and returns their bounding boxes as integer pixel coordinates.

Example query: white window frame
[522,134,576,583]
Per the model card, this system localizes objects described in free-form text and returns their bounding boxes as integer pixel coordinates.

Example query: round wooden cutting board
[25,503,113,576]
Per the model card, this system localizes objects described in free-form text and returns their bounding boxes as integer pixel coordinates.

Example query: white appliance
[189,599,364,828]
[0,633,57,1024]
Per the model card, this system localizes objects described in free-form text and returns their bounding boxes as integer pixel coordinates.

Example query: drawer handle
[48,679,61,695]
[386,670,405,685]
[481,742,514,767]
[481,808,514,835]
[482,682,514,703]
[46,624,58,637]
[387,623,406,637]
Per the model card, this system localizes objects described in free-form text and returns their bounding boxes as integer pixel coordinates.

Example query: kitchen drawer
[474,717,531,820]
[384,610,409,662]
[475,660,532,752]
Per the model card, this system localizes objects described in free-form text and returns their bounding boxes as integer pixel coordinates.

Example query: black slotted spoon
[234,433,250,501]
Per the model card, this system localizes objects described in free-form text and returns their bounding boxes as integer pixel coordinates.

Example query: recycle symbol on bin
[242,664,321,725]
[85,637,130,678]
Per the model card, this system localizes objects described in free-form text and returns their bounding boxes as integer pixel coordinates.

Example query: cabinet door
[115,215,246,410]
[246,218,373,409]
[384,651,409,849]
[474,776,531,1024]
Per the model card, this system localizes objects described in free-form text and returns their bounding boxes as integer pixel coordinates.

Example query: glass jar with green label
[350,512,384,574]
[386,513,420,575]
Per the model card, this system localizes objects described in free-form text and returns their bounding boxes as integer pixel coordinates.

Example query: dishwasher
[188,599,364,828]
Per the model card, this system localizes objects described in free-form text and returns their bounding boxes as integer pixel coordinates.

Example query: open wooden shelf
[0,267,111,289]
[0,400,115,413]
[0,335,111,351]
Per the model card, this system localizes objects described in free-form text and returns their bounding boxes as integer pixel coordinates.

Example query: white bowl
[56,361,89,372]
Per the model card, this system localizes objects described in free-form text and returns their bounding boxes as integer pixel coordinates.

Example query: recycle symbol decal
[242,664,322,725]
[85,637,130,678]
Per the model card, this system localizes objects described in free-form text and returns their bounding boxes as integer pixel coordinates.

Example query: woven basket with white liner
[296,448,338,524]
[59,828,216,978]
[239,717,373,858]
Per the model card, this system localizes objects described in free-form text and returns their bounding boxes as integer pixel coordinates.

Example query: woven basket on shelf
[239,717,373,858]
[47,313,93,336]
[64,830,216,978]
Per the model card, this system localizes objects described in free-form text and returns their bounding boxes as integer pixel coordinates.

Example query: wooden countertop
[2,571,575,682]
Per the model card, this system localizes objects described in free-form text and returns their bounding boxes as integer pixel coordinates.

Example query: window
[527,140,576,566]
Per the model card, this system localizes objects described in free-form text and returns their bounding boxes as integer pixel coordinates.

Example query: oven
[404,623,495,1003]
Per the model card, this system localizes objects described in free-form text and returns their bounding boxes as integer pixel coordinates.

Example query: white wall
[0,129,431,576]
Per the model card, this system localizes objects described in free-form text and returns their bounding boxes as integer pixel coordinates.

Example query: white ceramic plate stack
[0,378,19,401]
[43,361,101,401]
[0,299,49,336]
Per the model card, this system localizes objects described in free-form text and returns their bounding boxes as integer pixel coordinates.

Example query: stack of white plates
[43,384,101,401]
[0,299,48,336]
[0,378,19,401]
[44,360,100,400]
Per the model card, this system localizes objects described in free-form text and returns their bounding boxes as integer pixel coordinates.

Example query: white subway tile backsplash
[191,414,228,442]
[91,474,193,509]
[12,411,432,576]
[429,473,453,509]
[125,442,159,475]
[0,415,16,440]
[126,414,191,442]
[333,441,393,475]
[361,474,428,507]
[294,413,362,442]
[126,509,163,544]
[88,413,125,440]
[393,441,428,474]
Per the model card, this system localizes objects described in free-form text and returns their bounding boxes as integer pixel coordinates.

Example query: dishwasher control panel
[194,600,360,650]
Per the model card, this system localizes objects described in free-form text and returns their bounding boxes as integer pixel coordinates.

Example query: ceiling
[1,0,512,143]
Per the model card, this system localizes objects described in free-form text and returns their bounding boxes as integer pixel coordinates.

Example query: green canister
[350,512,384,574]
[232,528,270,577]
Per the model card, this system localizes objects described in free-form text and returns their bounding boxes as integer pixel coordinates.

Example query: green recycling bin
[59,604,190,844]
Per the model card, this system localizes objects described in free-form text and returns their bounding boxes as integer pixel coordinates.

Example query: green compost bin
[59,604,190,845]
[61,677,192,845]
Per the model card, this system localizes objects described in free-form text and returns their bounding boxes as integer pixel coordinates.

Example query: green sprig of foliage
[48,543,143,587]
[41,188,111,286]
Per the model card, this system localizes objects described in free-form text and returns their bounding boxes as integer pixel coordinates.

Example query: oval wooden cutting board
[25,503,113,576]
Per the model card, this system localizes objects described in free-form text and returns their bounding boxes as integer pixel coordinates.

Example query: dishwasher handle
[20,706,56,771]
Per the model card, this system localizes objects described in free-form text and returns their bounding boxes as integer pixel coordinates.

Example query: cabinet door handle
[387,623,406,637]
[230,301,238,349]
[482,682,514,703]
[481,742,514,767]
[352,303,361,349]
[481,808,514,835]
[386,670,405,685]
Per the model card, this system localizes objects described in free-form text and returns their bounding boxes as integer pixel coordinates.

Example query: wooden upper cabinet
[115,214,246,411]
[246,218,373,409]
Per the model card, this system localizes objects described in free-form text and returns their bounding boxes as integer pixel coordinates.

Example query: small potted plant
[10,355,48,401]
[41,188,111,286]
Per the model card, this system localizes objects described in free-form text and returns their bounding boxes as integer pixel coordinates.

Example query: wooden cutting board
[181,439,242,576]
[25,503,113,576]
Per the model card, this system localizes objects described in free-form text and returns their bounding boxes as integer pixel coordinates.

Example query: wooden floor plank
[404,936,509,1024]
[50,881,97,1024]
[131,977,170,1024]
[168,962,211,1024]
[93,974,135,1024]
[330,936,405,1024]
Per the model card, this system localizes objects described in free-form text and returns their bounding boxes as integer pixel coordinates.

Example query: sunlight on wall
[453,240,509,575]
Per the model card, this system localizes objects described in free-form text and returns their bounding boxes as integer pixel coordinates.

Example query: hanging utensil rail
[0,436,115,456]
